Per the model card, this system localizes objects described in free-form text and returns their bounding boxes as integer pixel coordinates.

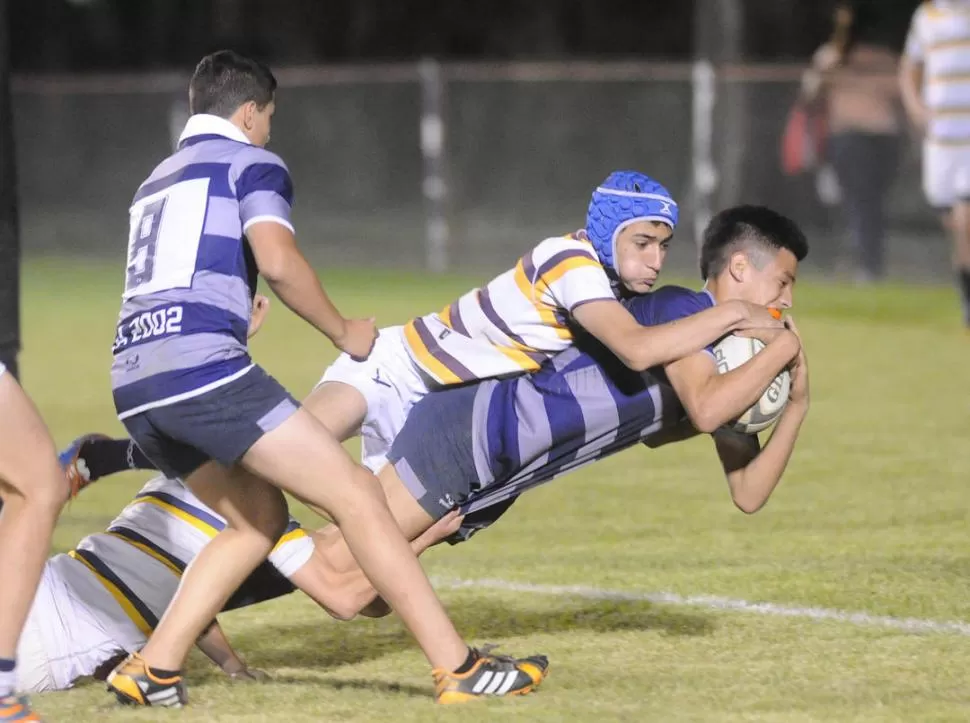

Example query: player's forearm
[687,332,801,434]
[623,302,749,371]
[263,255,348,346]
[899,60,926,123]
[295,528,431,620]
[196,620,247,676]
[727,399,807,514]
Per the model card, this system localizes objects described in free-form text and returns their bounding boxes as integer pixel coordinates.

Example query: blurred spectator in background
[802,1,903,284]
[900,0,970,328]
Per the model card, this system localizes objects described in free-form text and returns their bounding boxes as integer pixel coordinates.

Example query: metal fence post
[691,59,717,253]
[419,57,449,272]
[0,0,20,379]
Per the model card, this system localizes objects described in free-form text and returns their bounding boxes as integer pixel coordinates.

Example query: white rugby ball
[712,334,790,435]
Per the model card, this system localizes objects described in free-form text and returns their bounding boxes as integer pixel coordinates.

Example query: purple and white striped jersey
[460,285,717,514]
[110,114,293,419]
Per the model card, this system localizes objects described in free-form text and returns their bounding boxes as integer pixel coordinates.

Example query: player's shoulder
[529,234,603,273]
[632,284,713,309]
[625,285,714,325]
[916,1,946,23]
[229,144,290,176]
[533,233,598,257]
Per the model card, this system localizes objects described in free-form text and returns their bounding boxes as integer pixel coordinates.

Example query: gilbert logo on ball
[712,334,791,434]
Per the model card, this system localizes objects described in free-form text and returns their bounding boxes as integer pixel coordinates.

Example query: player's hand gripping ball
[713,334,790,434]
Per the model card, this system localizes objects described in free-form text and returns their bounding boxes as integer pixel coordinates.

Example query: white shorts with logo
[0,361,6,378]
[317,326,434,472]
[923,141,970,209]
[17,555,142,693]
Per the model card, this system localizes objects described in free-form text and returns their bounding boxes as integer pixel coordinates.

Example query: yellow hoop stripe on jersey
[105,530,184,578]
[513,258,572,342]
[132,492,221,538]
[403,321,466,385]
[67,549,157,636]
[132,491,304,554]
[402,234,615,386]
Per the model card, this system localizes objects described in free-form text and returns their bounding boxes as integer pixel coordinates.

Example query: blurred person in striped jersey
[901,0,970,326]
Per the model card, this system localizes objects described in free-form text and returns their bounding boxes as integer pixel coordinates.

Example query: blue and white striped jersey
[460,285,715,513]
[111,114,294,418]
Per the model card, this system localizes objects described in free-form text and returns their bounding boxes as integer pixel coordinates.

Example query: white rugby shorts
[923,141,970,209]
[317,325,434,473]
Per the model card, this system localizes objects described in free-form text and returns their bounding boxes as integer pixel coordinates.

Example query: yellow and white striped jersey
[906,0,970,144]
[403,234,616,385]
[61,475,313,644]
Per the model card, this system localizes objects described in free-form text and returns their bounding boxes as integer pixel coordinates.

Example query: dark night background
[10,0,920,71]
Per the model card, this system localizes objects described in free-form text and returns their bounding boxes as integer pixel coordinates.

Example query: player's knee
[1,461,69,512]
[328,466,391,526]
[248,488,289,543]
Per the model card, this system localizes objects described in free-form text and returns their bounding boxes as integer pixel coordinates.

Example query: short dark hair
[699,205,809,281]
[189,50,277,118]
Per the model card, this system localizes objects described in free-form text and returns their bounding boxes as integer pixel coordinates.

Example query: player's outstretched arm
[289,511,464,621]
[571,298,783,372]
[713,332,809,513]
[195,619,268,682]
[246,221,377,360]
[664,328,801,434]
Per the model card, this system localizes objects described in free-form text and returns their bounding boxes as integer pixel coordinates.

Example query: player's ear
[728,251,747,283]
[241,100,257,130]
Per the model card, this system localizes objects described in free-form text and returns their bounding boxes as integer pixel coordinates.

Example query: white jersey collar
[178,113,251,146]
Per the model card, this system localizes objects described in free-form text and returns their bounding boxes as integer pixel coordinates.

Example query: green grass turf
[17,258,970,721]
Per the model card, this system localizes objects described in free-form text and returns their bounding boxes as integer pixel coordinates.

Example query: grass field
[16,258,970,722]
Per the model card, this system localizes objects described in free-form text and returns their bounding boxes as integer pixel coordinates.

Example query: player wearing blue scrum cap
[288,170,786,477]
[586,170,681,292]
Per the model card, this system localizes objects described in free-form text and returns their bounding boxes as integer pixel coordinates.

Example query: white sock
[0,666,16,697]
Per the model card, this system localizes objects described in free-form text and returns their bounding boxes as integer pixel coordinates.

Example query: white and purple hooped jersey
[111,114,294,419]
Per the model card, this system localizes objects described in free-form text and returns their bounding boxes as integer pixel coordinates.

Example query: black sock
[147,666,181,680]
[82,438,158,481]
[959,269,970,326]
[453,648,479,674]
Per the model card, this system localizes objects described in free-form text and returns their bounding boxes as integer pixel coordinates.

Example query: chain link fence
[13,60,948,280]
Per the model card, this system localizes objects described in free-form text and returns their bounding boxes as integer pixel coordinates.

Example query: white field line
[432,576,970,637]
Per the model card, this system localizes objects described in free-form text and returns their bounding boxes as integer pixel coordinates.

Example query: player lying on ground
[278,205,812,621]
[0,364,72,723]
[67,206,809,632]
[13,473,462,695]
[105,48,546,708]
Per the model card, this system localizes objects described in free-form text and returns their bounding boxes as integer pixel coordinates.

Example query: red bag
[781,102,828,176]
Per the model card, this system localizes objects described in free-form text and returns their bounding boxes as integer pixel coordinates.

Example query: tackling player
[0,366,72,722]
[105,50,546,708]
[900,0,970,327]
[65,206,810,642]
[282,205,811,620]
[310,171,784,473]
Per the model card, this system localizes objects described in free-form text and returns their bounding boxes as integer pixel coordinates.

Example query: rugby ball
[712,334,790,435]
